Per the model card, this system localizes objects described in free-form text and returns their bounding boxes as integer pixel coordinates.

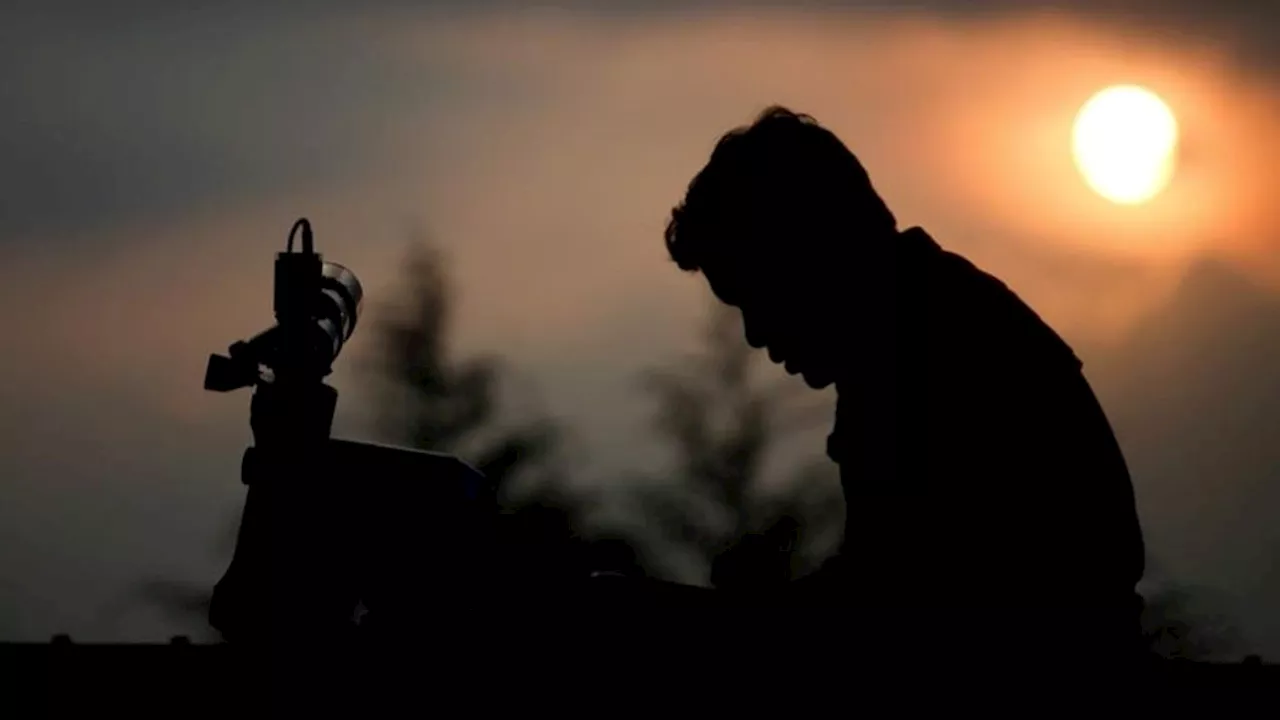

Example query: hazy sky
[2,1,1278,654]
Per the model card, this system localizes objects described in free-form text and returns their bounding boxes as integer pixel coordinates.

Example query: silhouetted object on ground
[202,219,497,644]
[663,106,1147,661]
[145,232,595,635]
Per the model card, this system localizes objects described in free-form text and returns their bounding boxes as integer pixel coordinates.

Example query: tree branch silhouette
[627,300,843,589]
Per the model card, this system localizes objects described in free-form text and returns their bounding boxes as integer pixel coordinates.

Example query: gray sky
[1,1,1278,655]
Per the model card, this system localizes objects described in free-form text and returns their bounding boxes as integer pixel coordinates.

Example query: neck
[824,227,932,384]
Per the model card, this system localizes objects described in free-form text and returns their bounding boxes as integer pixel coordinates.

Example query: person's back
[805,229,1143,655]
[661,106,1146,663]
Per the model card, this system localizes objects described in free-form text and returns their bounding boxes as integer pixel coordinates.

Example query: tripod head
[205,217,362,395]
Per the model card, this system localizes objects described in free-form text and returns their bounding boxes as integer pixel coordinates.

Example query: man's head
[664,106,897,388]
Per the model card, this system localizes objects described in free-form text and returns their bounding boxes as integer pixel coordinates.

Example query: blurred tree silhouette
[629,301,843,589]
[368,236,594,586]
[371,239,559,492]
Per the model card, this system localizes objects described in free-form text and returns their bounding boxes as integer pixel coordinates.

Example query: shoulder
[923,244,1082,372]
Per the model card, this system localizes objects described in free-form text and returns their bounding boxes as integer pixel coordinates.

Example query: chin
[801,371,835,390]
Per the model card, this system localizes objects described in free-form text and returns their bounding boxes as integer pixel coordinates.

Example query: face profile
[664,106,896,391]
[702,250,839,389]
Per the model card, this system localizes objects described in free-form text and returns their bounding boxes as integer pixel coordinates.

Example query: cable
[287,217,314,254]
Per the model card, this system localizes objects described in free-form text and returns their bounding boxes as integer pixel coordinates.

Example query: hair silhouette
[665,106,896,277]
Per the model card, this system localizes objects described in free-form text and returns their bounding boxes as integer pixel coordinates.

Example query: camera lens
[321,263,363,339]
[314,262,363,364]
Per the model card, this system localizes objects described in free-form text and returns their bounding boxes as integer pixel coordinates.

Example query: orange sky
[14,9,1279,400]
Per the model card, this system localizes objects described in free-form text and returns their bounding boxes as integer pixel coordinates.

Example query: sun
[1072,85,1179,205]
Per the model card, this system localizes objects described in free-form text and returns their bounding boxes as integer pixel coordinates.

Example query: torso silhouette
[786,228,1145,651]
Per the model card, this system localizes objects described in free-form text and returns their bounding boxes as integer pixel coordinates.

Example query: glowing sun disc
[1072,85,1179,205]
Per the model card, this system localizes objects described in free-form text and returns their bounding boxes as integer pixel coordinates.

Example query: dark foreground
[2,632,1273,713]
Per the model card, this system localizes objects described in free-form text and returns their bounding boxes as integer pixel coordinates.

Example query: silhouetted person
[663,106,1147,663]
